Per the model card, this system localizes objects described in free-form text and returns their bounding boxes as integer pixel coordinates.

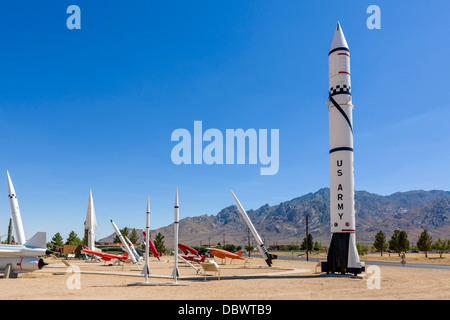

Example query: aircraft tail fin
[24,232,46,248]
[123,251,129,259]
[236,250,244,257]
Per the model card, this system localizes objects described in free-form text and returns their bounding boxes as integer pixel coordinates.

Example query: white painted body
[231,190,270,261]
[141,197,151,279]
[85,190,98,251]
[6,171,26,245]
[326,23,356,235]
[110,219,137,264]
[0,232,48,274]
[172,188,180,281]
[325,23,363,272]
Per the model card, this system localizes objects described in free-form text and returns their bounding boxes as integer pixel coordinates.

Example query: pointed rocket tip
[6,171,14,194]
[147,196,150,212]
[330,21,348,52]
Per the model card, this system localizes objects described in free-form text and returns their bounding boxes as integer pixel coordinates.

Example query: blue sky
[0,1,449,240]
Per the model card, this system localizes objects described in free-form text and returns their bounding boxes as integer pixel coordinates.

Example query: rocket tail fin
[24,232,46,248]
[141,264,151,276]
[171,267,180,278]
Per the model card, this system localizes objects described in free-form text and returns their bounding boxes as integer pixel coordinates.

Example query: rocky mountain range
[99,188,450,248]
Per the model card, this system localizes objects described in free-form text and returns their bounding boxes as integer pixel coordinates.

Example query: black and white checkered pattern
[329,84,351,97]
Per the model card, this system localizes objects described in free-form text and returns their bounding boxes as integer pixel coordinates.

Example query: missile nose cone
[175,187,179,207]
[6,170,15,195]
[330,21,349,52]
[147,196,150,213]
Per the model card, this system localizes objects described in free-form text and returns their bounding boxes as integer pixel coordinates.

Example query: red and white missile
[6,171,26,245]
[324,22,364,275]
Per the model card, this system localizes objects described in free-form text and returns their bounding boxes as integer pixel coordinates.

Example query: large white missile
[84,190,98,251]
[110,219,138,265]
[230,190,277,267]
[324,22,364,275]
[141,197,151,280]
[171,188,180,282]
[6,171,26,245]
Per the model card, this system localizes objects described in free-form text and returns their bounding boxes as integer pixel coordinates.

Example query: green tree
[223,244,236,252]
[129,228,139,244]
[51,232,64,250]
[154,232,166,254]
[373,231,387,256]
[114,227,130,243]
[433,238,449,258]
[417,230,433,258]
[397,230,410,253]
[66,231,81,245]
[389,230,410,255]
[300,234,314,253]
[388,230,400,252]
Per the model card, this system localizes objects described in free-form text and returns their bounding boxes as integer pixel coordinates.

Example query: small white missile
[6,171,26,245]
[141,197,151,279]
[84,189,98,251]
[110,218,138,265]
[171,188,180,281]
[125,236,141,262]
[231,190,276,267]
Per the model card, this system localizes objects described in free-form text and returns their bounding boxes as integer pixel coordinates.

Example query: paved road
[250,254,450,270]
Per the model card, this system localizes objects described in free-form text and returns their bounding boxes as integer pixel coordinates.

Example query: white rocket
[84,190,98,251]
[141,197,151,280]
[171,188,180,282]
[110,218,138,265]
[6,171,26,245]
[3,172,51,277]
[230,190,277,267]
[324,22,364,275]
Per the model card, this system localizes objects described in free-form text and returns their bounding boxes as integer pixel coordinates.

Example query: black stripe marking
[329,95,353,133]
[329,47,350,56]
[329,147,353,154]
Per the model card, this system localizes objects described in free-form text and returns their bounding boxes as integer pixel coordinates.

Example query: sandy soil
[1,254,448,300]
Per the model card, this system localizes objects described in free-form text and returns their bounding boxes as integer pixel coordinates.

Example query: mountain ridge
[99,188,450,247]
